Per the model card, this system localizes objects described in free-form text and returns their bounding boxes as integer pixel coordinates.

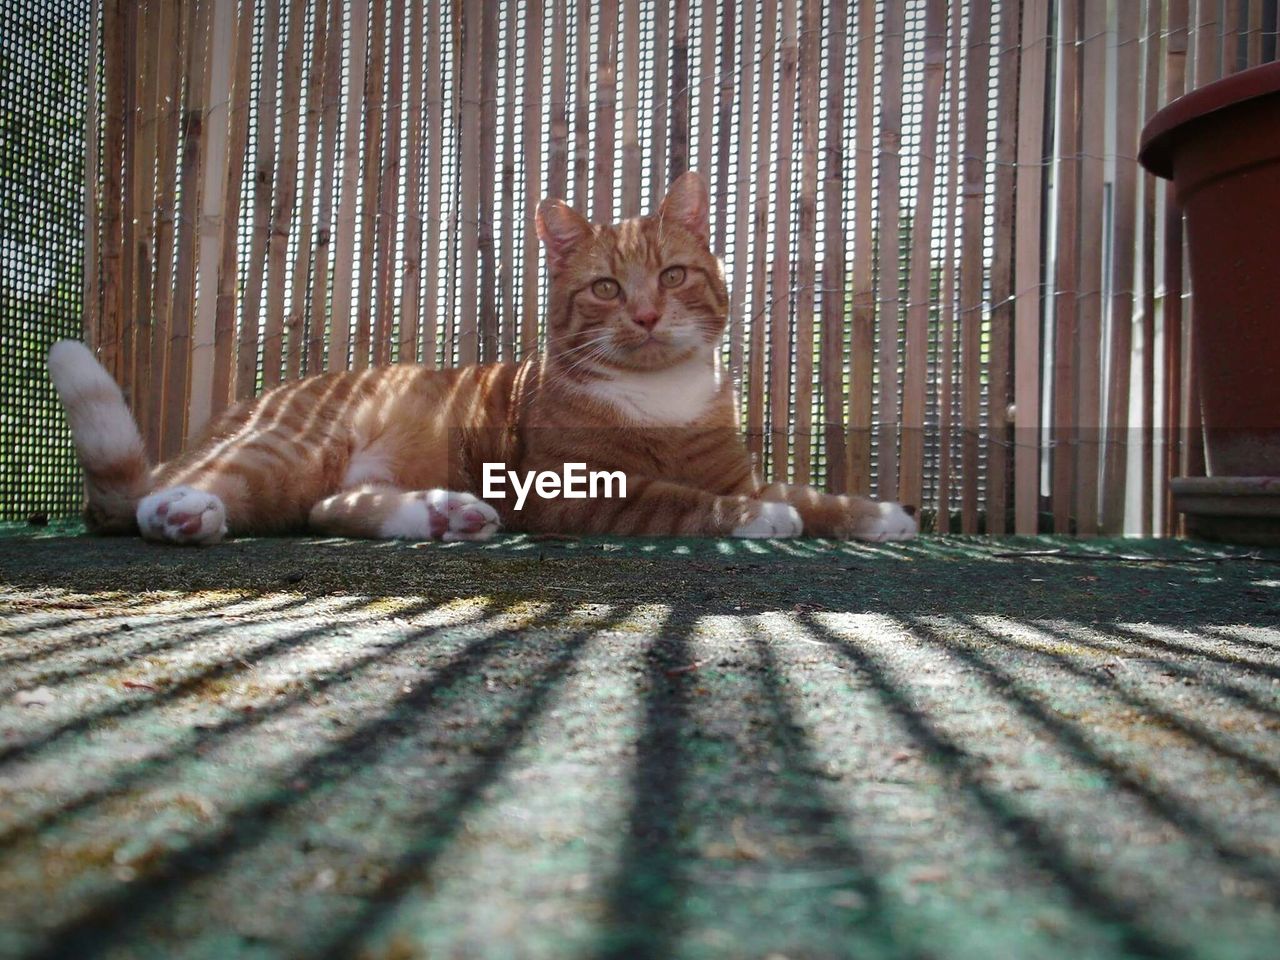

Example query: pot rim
[1139,60,1280,180]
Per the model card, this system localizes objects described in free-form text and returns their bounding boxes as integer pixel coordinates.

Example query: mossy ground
[1,527,1278,959]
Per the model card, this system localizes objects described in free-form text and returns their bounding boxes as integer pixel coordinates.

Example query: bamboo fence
[81,0,1280,536]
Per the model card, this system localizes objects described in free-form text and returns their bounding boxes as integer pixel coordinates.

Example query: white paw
[136,486,228,545]
[853,501,917,542]
[380,490,501,542]
[732,501,803,539]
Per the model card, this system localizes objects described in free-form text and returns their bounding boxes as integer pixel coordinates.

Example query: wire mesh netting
[0,0,90,521]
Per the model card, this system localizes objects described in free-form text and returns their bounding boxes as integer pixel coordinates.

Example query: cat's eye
[591,278,621,300]
[660,266,686,288]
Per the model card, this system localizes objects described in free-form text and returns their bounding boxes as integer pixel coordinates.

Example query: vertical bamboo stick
[399,0,426,364]
[573,0,591,210]
[99,0,125,383]
[936,0,962,533]
[670,0,690,181]
[457,0,481,364]
[1194,0,1220,83]
[307,0,346,374]
[1248,0,1263,67]
[1014,0,1050,534]
[130,0,162,429]
[548,0,569,201]
[767,0,797,483]
[354,0,386,369]
[958,0,992,533]
[1140,0,1162,535]
[1050,0,1079,535]
[847,0,875,496]
[1102,0,1141,534]
[1073,0,1106,536]
[713,0,734,252]
[499,0,516,359]
[262,0,307,387]
[423,0,442,365]
[165,0,212,457]
[792,0,820,487]
[521,0,545,357]
[82,0,101,352]
[650,0,670,205]
[148,0,185,453]
[746,0,777,464]
[330,0,369,371]
[188,0,236,440]
[819,0,846,492]
[985,0,1021,535]
[1164,0,1190,534]
[237,0,281,397]
[727,0,754,388]
[119,0,138,402]
[900,0,945,513]
[622,0,642,216]
[593,0,617,223]
[478,0,499,362]
[211,0,254,414]
[1222,0,1240,73]
[286,0,329,380]
[875,0,904,501]
[696,0,715,183]
[444,4,462,366]
[372,0,403,367]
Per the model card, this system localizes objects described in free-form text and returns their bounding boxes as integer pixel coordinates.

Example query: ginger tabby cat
[50,172,916,545]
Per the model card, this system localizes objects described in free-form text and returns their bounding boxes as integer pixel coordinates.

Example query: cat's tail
[47,340,151,533]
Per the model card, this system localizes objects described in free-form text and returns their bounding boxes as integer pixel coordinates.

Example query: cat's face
[536,172,729,371]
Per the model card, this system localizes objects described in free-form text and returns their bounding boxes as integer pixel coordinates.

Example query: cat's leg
[516,475,801,538]
[308,485,501,542]
[759,483,917,542]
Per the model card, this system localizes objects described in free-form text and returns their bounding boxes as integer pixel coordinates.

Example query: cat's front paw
[137,486,228,545]
[851,501,917,542]
[732,501,803,539]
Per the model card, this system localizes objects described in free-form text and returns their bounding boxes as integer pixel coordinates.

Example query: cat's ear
[657,171,710,246]
[536,199,593,271]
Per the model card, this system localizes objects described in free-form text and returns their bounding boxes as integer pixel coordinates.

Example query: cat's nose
[631,309,661,330]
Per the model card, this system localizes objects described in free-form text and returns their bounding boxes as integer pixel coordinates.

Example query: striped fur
[50,172,915,544]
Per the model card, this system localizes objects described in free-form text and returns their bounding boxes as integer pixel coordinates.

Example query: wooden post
[1103,0,1142,534]
[423,0,442,365]
[900,0,945,512]
[1140,0,1163,535]
[522,0,546,356]
[478,0,499,362]
[876,0,904,500]
[573,0,591,211]
[937,0,963,533]
[500,0,516,359]
[1164,0,1190,534]
[262,0,307,387]
[186,0,237,439]
[727,0,754,389]
[457,0,482,364]
[548,0,569,201]
[399,0,427,364]
[307,0,347,374]
[119,0,138,402]
[746,0,777,465]
[237,0,281,397]
[354,0,386,370]
[820,0,847,492]
[373,0,404,367]
[696,0,716,186]
[100,0,126,384]
[130,0,163,433]
[82,0,101,354]
[670,0,689,181]
[712,0,734,251]
[985,0,1021,535]
[330,0,369,371]
[593,0,617,223]
[1050,0,1080,535]
[848,0,876,496]
[792,0,820,487]
[1014,0,1050,534]
[622,0,641,217]
[767,0,797,483]
[1073,0,1106,536]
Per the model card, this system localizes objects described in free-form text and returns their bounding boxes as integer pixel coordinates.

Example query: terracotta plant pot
[1139,61,1280,544]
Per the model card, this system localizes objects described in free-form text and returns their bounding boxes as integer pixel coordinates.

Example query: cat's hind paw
[732,501,803,539]
[382,490,501,542]
[851,501,917,542]
[137,486,228,545]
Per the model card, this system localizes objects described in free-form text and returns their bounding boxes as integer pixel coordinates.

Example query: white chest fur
[582,354,722,425]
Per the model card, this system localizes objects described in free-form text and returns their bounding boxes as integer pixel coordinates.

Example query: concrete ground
[0,526,1278,960]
